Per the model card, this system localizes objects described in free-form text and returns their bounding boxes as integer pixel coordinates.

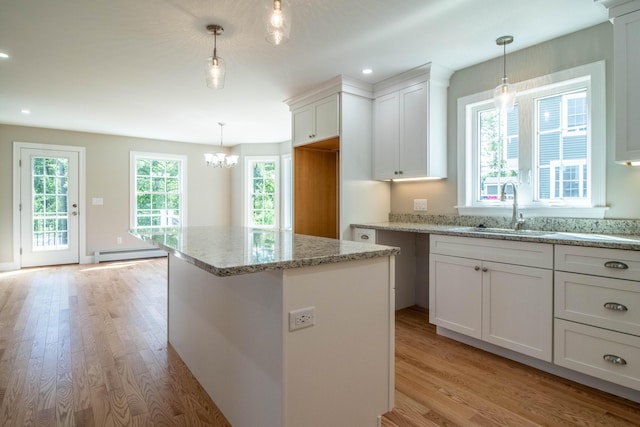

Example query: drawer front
[555,245,640,281]
[555,271,640,336]
[554,319,640,391]
[430,234,553,269]
[353,227,376,243]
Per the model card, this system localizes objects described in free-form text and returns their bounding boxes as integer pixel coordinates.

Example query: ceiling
[0,0,609,146]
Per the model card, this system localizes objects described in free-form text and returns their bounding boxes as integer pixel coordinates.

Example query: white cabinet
[372,64,450,180]
[614,8,640,163]
[430,254,482,338]
[429,235,553,361]
[554,244,640,390]
[292,94,339,146]
[600,0,640,163]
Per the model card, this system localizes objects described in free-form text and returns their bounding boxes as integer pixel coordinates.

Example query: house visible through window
[246,156,279,228]
[130,152,186,228]
[457,61,606,218]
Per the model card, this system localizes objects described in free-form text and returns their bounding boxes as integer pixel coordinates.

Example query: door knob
[72,203,78,208]
[71,211,78,216]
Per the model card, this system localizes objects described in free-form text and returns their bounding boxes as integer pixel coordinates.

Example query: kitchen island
[131,226,399,427]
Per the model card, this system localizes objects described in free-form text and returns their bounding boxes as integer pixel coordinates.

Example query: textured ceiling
[0,0,608,145]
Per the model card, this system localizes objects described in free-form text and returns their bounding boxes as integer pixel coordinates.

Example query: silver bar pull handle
[604,302,628,312]
[604,261,629,270]
[603,354,627,365]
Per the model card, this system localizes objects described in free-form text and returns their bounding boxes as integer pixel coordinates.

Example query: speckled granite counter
[131,225,399,277]
[351,222,640,251]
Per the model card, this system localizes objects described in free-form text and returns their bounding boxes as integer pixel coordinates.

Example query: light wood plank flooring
[0,258,638,426]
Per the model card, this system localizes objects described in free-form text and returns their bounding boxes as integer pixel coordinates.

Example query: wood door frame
[12,141,87,269]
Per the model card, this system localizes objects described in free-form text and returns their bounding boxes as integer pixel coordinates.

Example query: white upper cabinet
[599,0,640,164]
[372,92,400,179]
[292,94,339,146]
[372,63,451,180]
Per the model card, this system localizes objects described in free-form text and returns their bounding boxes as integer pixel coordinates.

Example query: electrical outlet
[289,307,315,331]
[413,199,428,211]
[117,237,122,244]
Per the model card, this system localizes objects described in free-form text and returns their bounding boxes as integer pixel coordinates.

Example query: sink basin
[451,227,553,237]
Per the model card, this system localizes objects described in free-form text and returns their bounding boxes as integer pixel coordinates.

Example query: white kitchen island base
[168,253,395,427]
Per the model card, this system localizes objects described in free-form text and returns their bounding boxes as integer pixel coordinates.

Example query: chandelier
[204,122,239,168]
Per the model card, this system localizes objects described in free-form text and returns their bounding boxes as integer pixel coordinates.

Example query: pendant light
[265,0,290,45]
[204,122,239,168]
[493,35,516,114]
[205,25,226,89]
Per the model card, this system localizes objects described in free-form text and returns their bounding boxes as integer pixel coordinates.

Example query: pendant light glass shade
[205,55,226,89]
[494,77,516,114]
[265,0,291,45]
[494,35,516,114]
[205,25,225,89]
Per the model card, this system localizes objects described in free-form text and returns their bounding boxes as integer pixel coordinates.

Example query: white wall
[391,22,640,219]
[0,124,231,264]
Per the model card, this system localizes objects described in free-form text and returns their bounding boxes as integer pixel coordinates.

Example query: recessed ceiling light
[362,68,373,75]
[21,109,31,115]
[0,52,9,59]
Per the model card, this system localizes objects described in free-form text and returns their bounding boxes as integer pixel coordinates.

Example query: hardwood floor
[0,258,638,426]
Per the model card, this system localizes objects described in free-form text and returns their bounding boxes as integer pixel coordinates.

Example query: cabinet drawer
[555,245,640,281]
[430,234,553,269]
[554,319,640,391]
[353,228,376,243]
[555,271,640,336]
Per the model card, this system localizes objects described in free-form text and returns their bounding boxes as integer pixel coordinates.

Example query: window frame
[129,151,187,229]
[244,155,280,229]
[457,60,607,218]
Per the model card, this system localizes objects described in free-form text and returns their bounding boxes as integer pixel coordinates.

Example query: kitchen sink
[450,227,553,237]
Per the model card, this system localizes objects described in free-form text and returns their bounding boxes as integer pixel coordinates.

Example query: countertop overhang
[352,222,640,251]
[130,226,400,277]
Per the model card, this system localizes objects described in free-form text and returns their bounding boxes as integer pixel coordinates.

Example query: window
[245,156,279,228]
[130,152,186,228]
[281,153,292,230]
[457,61,606,218]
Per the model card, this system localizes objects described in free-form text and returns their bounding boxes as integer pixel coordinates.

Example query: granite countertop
[352,222,640,251]
[130,226,400,277]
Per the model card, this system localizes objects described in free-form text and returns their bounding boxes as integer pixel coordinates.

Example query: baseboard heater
[94,248,167,263]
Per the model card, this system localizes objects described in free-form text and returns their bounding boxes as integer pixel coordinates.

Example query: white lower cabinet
[429,235,553,361]
[554,244,640,391]
[430,254,482,339]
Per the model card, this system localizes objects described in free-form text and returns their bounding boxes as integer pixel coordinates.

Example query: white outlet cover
[413,199,428,211]
[289,306,315,331]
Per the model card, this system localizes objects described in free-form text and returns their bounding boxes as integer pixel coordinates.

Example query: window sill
[456,206,609,219]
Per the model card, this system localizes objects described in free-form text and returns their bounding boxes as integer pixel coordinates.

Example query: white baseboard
[0,262,20,272]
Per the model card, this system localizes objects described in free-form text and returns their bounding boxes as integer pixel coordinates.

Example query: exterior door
[20,147,80,267]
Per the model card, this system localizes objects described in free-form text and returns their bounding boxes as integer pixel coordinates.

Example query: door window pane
[31,156,69,250]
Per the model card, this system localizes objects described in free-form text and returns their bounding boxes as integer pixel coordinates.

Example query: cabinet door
[429,254,482,339]
[292,105,314,146]
[372,92,400,180]
[614,9,640,163]
[314,94,339,142]
[482,262,553,361]
[398,82,428,178]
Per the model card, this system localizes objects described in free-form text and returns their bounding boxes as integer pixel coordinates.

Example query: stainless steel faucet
[500,181,525,230]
